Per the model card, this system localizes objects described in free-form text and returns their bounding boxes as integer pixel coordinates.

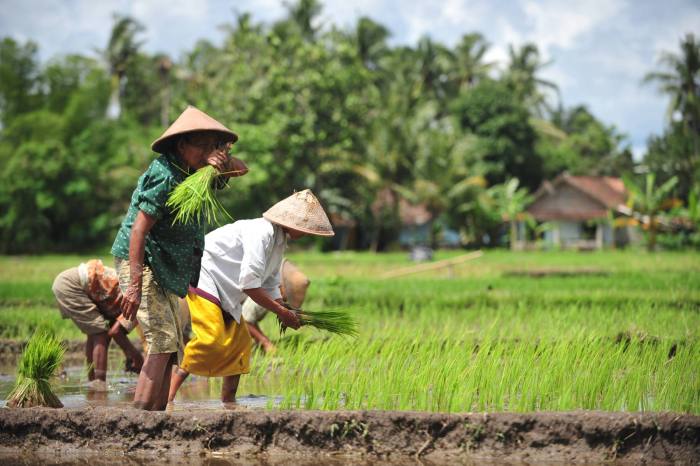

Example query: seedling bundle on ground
[6,332,64,408]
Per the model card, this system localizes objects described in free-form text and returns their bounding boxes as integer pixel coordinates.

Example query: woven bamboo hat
[263,189,335,237]
[151,105,238,154]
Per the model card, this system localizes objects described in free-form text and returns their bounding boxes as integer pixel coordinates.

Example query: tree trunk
[106,74,121,120]
[510,220,517,251]
[647,216,657,252]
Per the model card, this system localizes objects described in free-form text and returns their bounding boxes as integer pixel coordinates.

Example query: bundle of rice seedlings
[7,332,65,408]
[166,165,233,225]
[280,306,358,338]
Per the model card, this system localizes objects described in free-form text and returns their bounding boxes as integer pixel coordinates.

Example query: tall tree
[355,16,390,70]
[0,38,42,126]
[450,33,492,92]
[505,43,559,117]
[101,14,144,119]
[644,33,700,196]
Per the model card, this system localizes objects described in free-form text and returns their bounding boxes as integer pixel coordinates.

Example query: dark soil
[0,408,697,464]
[504,268,610,278]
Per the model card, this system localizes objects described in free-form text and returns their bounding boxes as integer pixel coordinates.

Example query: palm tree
[623,173,678,251]
[644,33,700,159]
[487,178,533,250]
[355,17,390,70]
[283,0,323,41]
[451,33,492,92]
[505,43,560,117]
[101,14,144,119]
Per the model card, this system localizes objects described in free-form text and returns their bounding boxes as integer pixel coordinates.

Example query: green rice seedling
[279,307,358,337]
[7,332,65,408]
[166,165,233,225]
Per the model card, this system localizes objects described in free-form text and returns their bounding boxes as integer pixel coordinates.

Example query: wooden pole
[379,250,483,279]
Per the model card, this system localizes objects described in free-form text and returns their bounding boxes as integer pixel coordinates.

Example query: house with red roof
[522,174,638,250]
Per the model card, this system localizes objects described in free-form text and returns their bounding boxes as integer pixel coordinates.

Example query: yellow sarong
[180,292,252,377]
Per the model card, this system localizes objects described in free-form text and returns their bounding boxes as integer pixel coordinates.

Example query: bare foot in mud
[87,379,108,392]
[222,401,248,411]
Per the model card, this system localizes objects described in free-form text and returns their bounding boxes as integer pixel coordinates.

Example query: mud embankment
[0,408,698,464]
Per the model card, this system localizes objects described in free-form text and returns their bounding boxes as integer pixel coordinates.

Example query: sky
[1,0,699,158]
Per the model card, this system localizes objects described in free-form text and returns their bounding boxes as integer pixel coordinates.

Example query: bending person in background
[242,258,310,354]
[52,259,143,391]
[168,189,334,404]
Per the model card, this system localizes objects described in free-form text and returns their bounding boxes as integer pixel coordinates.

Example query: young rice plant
[7,332,65,408]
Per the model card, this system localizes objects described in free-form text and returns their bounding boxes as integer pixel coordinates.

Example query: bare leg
[108,322,144,372]
[246,322,276,354]
[154,354,176,410]
[133,352,174,410]
[92,332,111,381]
[168,366,190,402]
[85,335,95,381]
[221,375,240,403]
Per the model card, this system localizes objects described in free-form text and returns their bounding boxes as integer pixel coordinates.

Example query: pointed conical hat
[263,189,335,237]
[151,105,238,154]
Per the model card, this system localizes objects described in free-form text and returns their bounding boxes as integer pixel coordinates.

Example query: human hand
[206,148,229,172]
[223,157,248,178]
[277,307,301,330]
[121,284,141,321]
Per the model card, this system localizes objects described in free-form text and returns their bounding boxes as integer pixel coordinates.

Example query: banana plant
[623,173,678,251]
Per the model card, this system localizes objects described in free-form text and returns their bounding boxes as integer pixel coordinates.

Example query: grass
[6,331,65,408]
[0,249,698,413]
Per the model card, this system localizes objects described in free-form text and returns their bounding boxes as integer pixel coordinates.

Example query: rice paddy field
[1,249,698,415]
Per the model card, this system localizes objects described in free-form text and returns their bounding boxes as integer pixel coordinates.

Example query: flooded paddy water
[0,350,280,412]
[1,348,699,465]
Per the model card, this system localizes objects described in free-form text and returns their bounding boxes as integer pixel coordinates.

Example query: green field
[1,250,698,413]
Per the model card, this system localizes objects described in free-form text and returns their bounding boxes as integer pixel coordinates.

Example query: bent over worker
[168,189,334,403]
[52,259,143,391]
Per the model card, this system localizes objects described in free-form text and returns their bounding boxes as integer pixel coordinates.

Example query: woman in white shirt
[168,189,334,403]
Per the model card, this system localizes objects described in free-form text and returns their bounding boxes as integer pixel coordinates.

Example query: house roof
[528,174,628,221]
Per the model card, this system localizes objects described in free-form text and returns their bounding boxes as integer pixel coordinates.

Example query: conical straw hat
[151,105,238,154]
[263,189,335,237]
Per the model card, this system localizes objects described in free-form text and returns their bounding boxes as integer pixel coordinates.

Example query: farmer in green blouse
[112,105,248,411]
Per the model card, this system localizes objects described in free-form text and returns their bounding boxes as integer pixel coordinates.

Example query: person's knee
[93,332,111,346]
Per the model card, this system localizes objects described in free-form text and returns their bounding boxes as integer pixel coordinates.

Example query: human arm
[121,211,156,321]
[244,287,300,329]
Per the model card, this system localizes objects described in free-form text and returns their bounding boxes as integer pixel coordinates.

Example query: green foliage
[623,173,679,251]
[452,79,542,190]
[643,33,700,201]
[7,331,65,408]
[0,4,670,253]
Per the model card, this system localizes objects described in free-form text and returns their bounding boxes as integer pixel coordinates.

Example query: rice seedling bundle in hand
[280,305,358,337]
[7,332,65,408]
[166,165,233,225]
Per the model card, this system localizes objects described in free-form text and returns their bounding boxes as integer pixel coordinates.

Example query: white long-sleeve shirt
[196,218,286,322]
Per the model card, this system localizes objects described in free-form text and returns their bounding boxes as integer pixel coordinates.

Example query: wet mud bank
[0,408,698,464]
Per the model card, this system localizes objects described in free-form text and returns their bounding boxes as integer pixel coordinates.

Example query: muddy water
[0,352,280,411]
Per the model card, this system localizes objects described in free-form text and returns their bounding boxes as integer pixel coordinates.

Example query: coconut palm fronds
[166,165,233,225]
[7,332,65,408]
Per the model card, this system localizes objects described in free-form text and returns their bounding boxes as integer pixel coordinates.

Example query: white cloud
[520,0,627,56]
[1,0,697,150]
